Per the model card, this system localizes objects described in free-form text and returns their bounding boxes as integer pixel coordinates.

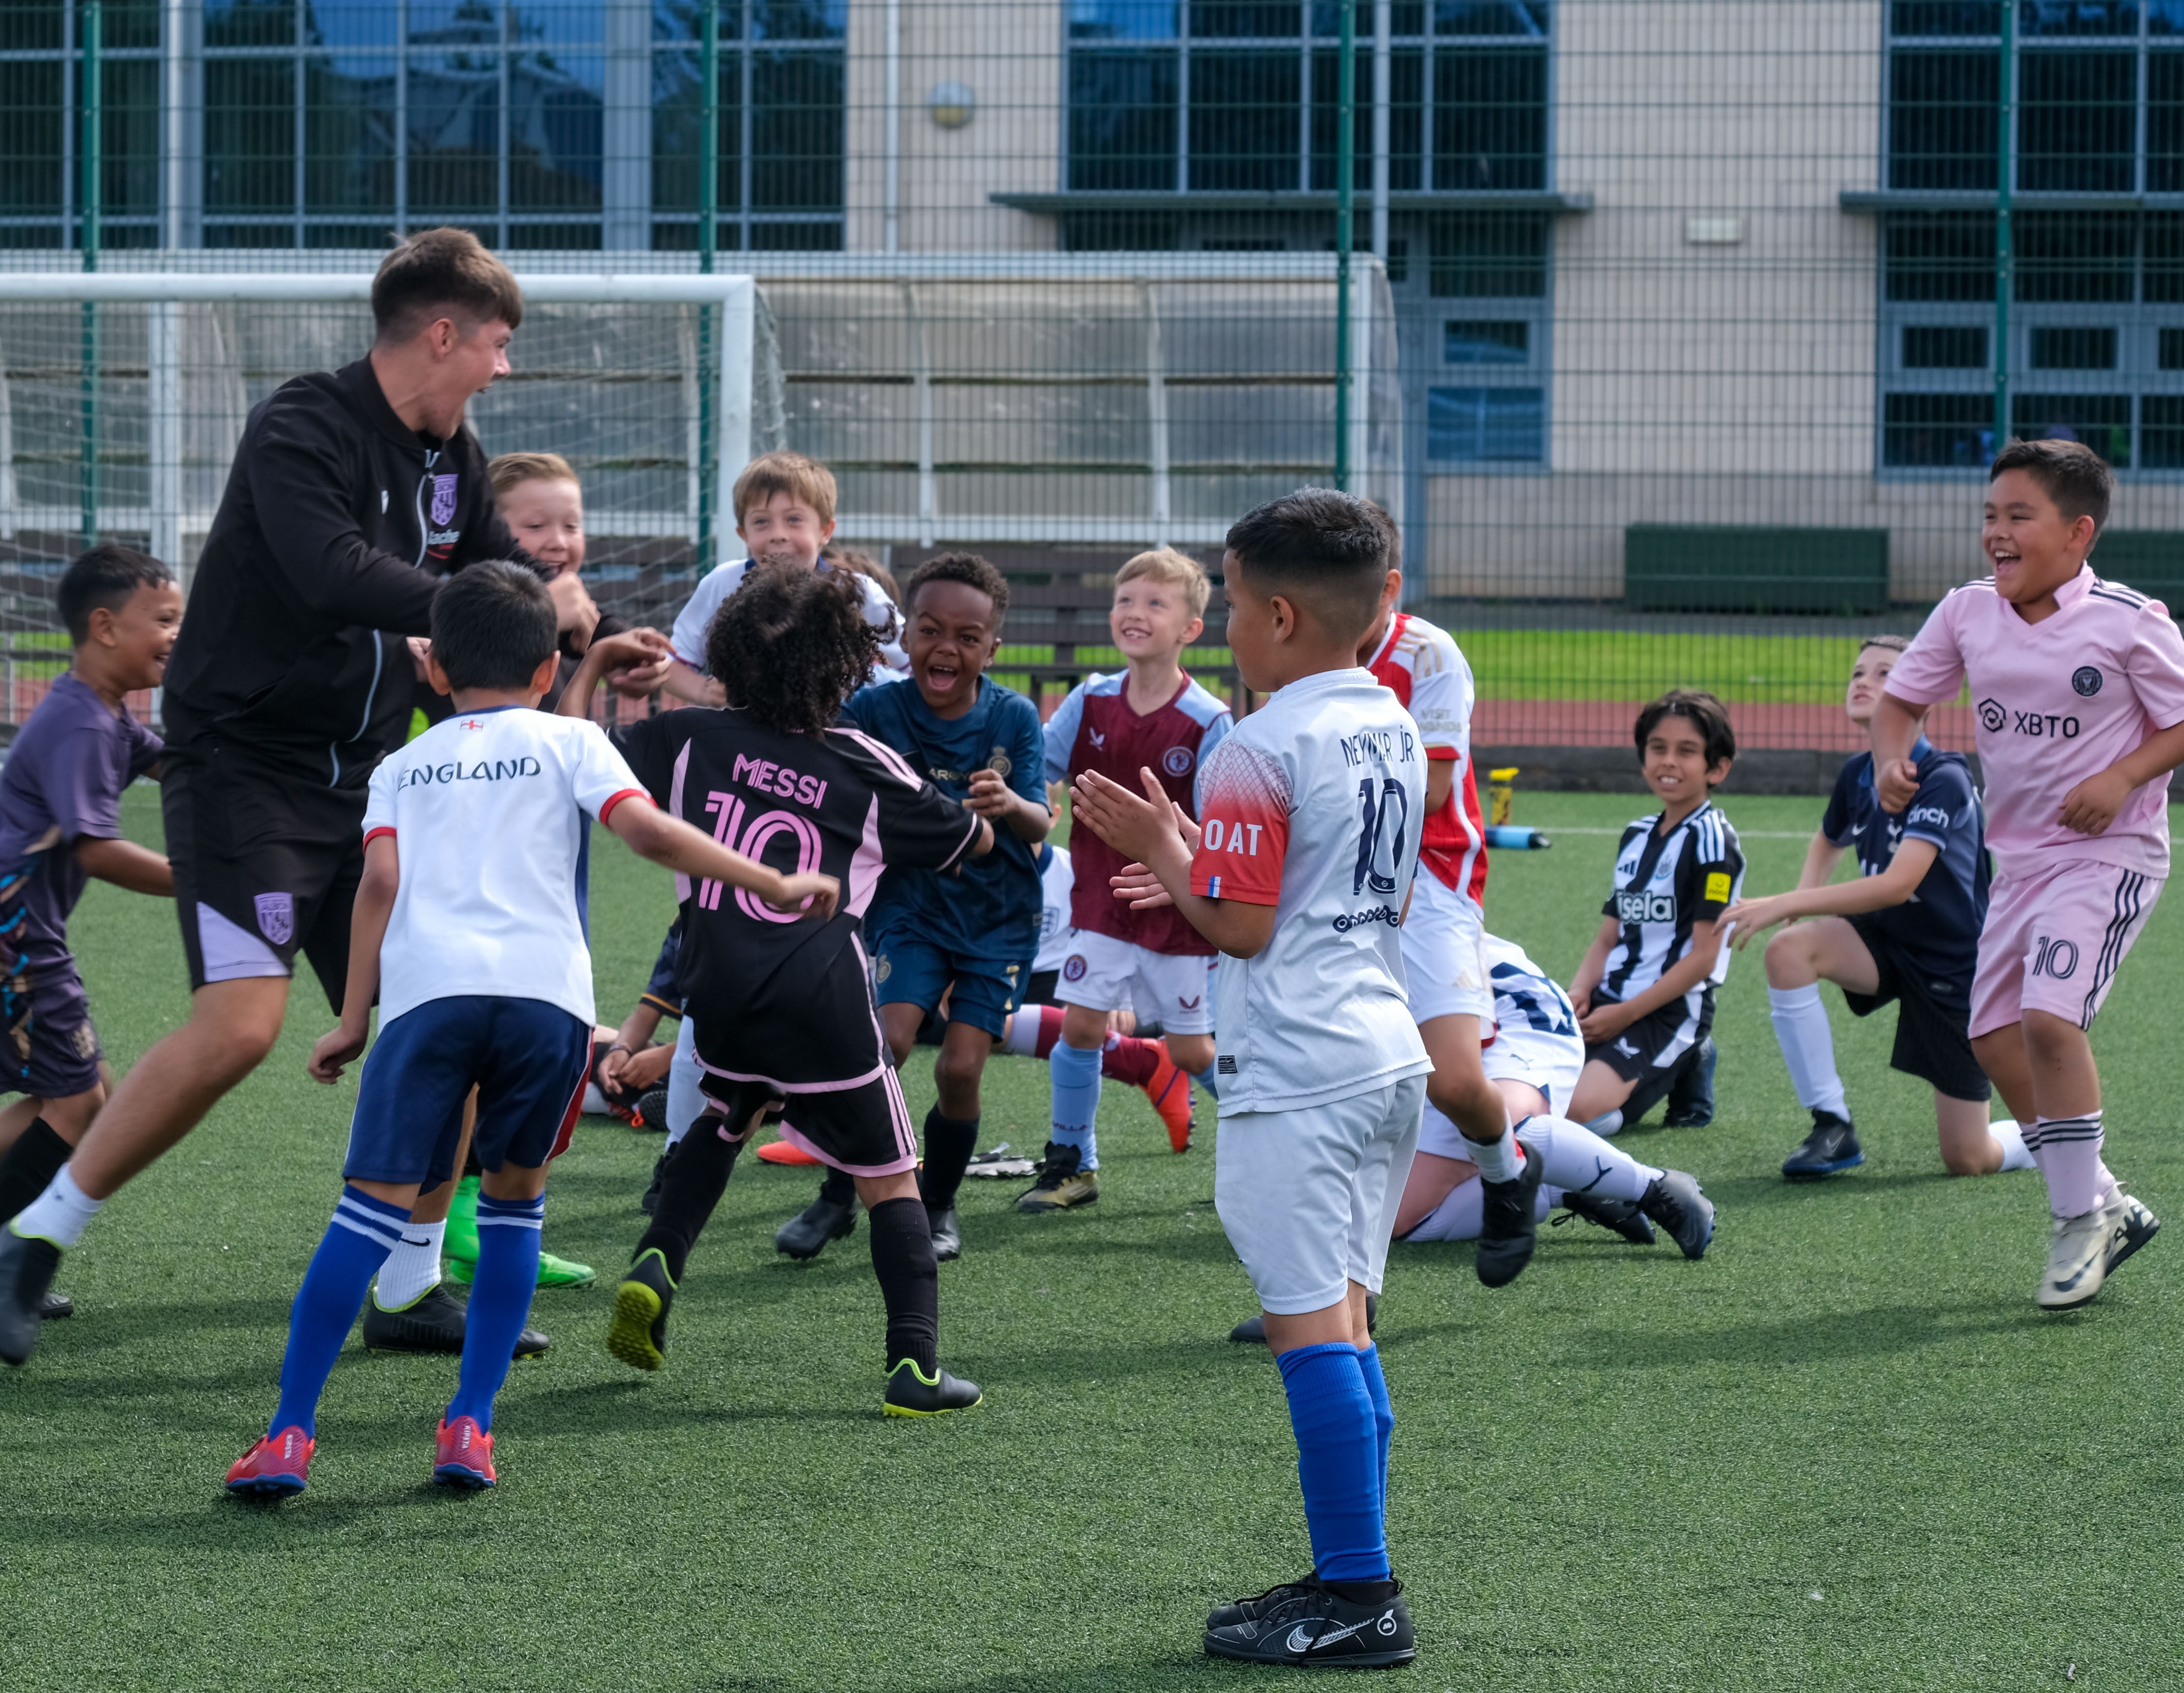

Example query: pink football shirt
[1886,565,2184,877]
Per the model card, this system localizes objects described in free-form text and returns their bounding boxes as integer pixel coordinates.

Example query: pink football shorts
[1970,858,2163,1039]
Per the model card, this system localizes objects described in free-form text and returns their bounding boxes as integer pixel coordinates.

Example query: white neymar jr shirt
[1189,667,1432,1115]
[361,706,649,1027]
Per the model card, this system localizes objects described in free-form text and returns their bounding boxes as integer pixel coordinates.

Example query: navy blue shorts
[870,938,1030,1039]
[343,995,592,1190]
[0,961,102,1100]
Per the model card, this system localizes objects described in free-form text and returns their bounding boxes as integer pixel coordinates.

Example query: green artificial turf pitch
[6,787,2182,1691]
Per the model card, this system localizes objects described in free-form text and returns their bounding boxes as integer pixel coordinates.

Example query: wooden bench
[995,561,1242,715]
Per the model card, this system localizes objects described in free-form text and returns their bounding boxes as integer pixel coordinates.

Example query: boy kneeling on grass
[223,563,832,1498]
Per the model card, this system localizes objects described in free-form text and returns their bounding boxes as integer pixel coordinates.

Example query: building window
[1427,385,1543,463]
[0,0,162,250]
[1881,6,2184,473]
[1063,0,1548,197]
[202,0,611,249]
[652,0,846,252]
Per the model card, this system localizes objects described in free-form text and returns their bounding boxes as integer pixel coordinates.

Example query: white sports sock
[1768,984,1848,1119]
[374,1219,446,1309]
[1000,1014,1041,1058]
[1404,1177,1557,1244]
[1516,1115,1658,1204]
[1461,1111,1521,1184]
[2026,1114,2111,1218]
[10,1165,103,1249]
[665,1015,702,1149]
[1987,1119,2036,1173]
[1584,1108,1625,1137]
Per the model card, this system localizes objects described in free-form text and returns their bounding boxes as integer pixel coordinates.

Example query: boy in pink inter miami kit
[1876,440,2184,1309]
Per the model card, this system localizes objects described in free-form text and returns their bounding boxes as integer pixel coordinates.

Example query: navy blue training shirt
[845,674,1045,964]
[1821,737,1989,992]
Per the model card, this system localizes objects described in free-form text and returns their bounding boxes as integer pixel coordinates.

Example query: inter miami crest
[2073,665,2103,697]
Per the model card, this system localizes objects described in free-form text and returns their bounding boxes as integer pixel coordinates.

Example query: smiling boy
[1567,690,1746,1133]
[773,553,1048,1262]
[1872,439,2184,1308]
[0,548,178,1288]
[1029,548,1231,1207]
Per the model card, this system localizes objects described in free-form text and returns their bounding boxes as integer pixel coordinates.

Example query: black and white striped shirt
[1598,800,1745,1018]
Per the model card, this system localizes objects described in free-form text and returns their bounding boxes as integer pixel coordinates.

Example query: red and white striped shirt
[1366,611,1488,907]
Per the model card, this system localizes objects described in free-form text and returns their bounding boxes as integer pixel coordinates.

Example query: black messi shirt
[612,708,981,1088]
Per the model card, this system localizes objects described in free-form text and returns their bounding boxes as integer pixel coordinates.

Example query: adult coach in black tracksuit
[0,231,666,1350]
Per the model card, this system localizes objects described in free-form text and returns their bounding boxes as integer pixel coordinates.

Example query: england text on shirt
[1187,667,1431,1114]
[845,673,1046,966]
[1596,799,1746,1027]
[360,707,649,1028]
[1043,670,1232,957]
[611,705,981,1090]
[1885,565,2184,878]
[1365,611,1488,909]
[1821,739,1990,989]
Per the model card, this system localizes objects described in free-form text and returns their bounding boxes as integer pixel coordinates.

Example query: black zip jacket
[163,356,535,788]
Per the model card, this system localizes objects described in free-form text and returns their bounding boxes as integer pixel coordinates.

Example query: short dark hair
[1990,437,2112,533]
[710,563,879,737]
[904,550,1009,623]
[372,227,524,343]
[1223,488,1394,639]
[430,561,556,692]
[58,544,172,644]
[1634,689,1736,772]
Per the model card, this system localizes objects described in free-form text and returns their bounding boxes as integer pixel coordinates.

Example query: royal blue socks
[1276,1341,1391,1586]
[446,1192,544,1432]
[270,1186,410,1438]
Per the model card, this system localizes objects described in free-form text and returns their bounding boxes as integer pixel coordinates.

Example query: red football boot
[1142,1051,1195,1154]
[225,1426,314,1498]
[433,1416,496,1489]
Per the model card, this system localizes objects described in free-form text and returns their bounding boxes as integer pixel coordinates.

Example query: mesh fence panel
[2,0,2176,773]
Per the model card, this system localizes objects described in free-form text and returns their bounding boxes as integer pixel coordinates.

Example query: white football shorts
[1052,928,1216,1035]
[1398,873,1492,1024]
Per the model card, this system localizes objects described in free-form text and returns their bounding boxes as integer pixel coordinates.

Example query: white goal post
[0,271,758,582]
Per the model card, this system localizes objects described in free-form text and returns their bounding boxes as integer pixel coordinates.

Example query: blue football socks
[1191,1063,1220,1102]
[270,1186,410,1438]
[446,1191,544,1432]
[1276,1341,1391,1585]
[1048,1039,1103,1171]
[1356,1342,1394,1526]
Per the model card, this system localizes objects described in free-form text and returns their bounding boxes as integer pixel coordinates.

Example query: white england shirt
[361,706,649,1026]
[1032,842,1074,975]
[1189,667,1432,1113]
[670,558,908,680]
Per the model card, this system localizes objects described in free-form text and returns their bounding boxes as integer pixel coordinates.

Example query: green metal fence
[1,0,2173,765]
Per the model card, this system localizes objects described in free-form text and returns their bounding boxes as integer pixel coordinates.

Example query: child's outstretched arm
[607,800,840,922]
[308,834,397,1083]
[1871,694,1928,812]
[1722,838,1939,948]
[555,629,675,719]
[74,837,173,897]
[1071,767,1276,959]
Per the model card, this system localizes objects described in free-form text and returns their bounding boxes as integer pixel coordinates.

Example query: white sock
[374,1219,446,1308]
[1584,1108,1625,1137]
[1460,1101,1520,1184]
[10,1166,104,1249]
[1768,983,1848,1119]
[666,1015,702,1148]
[2027,1114,2113,1219]
[1516,1115,1658,1204]
[1988,1118,2036,1173]
[1001,1014,1041,1058]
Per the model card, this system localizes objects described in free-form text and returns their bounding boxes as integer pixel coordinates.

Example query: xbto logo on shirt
[1975,698,2083,738]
